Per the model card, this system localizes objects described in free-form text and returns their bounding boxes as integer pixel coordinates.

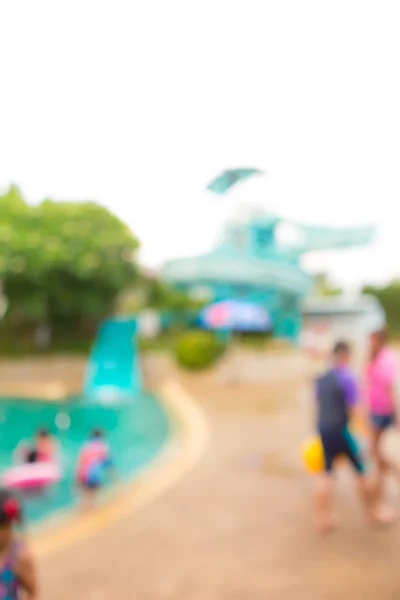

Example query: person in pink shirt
[365,327,400,493]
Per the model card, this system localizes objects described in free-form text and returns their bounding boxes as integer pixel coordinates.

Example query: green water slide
[83,316,142,400]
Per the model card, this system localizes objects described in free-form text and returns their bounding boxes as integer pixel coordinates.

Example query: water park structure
[162,210,375,341]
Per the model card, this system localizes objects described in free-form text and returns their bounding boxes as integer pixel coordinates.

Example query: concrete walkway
[40,360,400,600]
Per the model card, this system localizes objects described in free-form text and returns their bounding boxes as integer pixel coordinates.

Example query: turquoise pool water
[0,394,170,523]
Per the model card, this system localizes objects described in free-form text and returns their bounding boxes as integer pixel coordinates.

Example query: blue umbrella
[199,300,271,332]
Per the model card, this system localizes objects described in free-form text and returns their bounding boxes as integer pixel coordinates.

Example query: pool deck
[36,351,400,600]
[0,356,85,399]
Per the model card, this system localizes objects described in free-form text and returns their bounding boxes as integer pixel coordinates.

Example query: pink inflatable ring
[2,462,61,489]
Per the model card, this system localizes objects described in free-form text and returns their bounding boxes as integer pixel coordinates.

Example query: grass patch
[0,338,92,357]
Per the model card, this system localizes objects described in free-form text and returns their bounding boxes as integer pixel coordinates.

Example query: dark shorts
[370,413,395,431]
[78,474,101,490]
[26,449,39,464]
[319,426,365,474]
[79,480,100,491]
[78,462,104,490]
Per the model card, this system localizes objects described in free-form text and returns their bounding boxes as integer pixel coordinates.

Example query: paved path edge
[30,379,211,560]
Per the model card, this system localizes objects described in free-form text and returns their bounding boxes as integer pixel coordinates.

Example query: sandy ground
[2,351,400,598]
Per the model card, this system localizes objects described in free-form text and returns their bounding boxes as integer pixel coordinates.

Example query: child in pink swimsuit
[0,488,37,599]
[365,327,400,494]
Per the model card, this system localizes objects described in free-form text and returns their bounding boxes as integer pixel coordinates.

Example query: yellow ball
[302,430,365,473]
[302,436,324,472]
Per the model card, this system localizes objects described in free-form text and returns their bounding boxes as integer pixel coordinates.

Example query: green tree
[0,185,139,347]
[116,277,206,330]
[363,281,400,335]
[145,280,206,328]
[313,272,342,297]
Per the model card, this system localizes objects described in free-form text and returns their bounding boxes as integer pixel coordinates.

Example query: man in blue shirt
[314,341,393,532]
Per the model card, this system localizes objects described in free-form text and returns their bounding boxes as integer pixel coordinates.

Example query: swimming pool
[0,393,170,522]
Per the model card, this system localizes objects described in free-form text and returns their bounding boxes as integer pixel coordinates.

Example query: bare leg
[369,428,400,497]
[80,487,97,511]
[314,473,337,533]
[356,474,394,525]
[370,429,385,498]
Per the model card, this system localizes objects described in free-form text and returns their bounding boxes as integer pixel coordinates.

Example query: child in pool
[17,428,57,464]
[76,429,113,509]
[34,428,57,462]
[0,488,37,599]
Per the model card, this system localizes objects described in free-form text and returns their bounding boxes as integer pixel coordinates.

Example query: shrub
[174,330,225,370]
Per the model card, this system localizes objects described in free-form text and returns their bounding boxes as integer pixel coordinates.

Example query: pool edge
[30,379,210,559]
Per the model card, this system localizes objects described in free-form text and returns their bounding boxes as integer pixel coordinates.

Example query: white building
[301,294,385,351]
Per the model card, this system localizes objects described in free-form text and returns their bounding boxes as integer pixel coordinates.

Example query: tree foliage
[363,281,400,334]
[144,279,205,312]
[313,272,342,297]
[116,277,206,332]
[0,185,139,344]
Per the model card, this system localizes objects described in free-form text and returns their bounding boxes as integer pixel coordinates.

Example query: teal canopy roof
[163,255,311,295]
[162,211,375,297]
[206,168,263,194]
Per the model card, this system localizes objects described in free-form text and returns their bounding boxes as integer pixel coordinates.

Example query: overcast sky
[1,0,400,288]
